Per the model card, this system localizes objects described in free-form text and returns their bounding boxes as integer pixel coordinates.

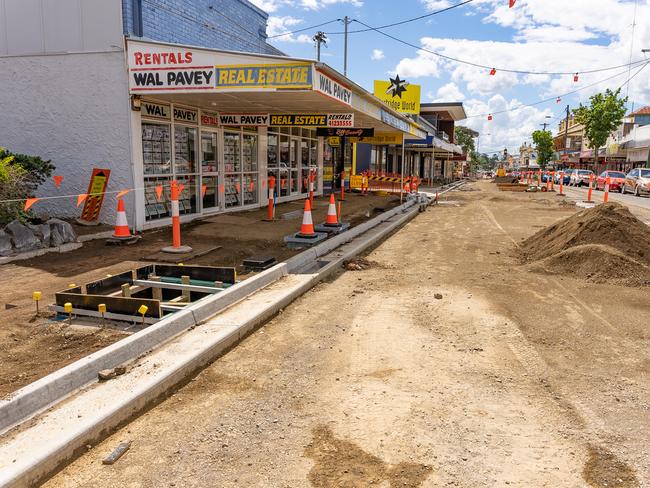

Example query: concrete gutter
[0,182,464,487]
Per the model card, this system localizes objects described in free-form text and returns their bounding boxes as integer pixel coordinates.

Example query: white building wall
[0,0,123,56]
[0,50,133,224]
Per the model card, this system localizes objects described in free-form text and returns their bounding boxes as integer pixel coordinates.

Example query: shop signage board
[80,168,111,223]
[313,70,353,106]
[141,101,171,119]
[373,75,421,115]
[316,128,375,137]
[328,136,341,147]
[219,114,270,126]
[200,111,220,127]
[350,133,403,145]
[215,63,312,89]
[173,107,198,123]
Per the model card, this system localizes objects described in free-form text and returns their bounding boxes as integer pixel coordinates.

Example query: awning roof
[126,38,427,138]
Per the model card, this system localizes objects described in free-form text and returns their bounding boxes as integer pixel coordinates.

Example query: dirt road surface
[0,194,398,397]
[44,181,650,487]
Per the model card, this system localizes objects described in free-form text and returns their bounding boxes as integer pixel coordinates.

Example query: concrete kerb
[0,264,288,434]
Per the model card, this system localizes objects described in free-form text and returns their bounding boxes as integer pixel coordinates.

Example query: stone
[27,223,51,248]
[5,220,41,251]
[434,293,443,300]
[50,227,65,247]
[47,218,76,245]
[0,230,12,256]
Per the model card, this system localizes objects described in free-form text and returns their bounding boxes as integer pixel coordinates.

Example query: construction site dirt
[39,181,650,487]
[0,193,401,398]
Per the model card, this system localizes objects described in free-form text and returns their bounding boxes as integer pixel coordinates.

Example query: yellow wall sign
[328,136,341,147]
[215,63,312,89]
[350,133,403,145]
[373,76,421,115]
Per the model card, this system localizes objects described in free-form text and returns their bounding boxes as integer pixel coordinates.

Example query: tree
[573,88,627,167]
[532,130,554,170]
[454,126,476,156]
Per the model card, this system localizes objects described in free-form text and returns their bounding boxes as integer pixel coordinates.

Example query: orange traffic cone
[112,199,132,239]
[297,199,315,237]
[324,193,339,226]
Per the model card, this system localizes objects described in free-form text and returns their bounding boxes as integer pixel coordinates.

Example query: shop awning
[126,39,428,138]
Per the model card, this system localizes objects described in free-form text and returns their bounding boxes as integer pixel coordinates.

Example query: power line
[352,18,648,76]
[267,19,341,39]
[464,61,650,120]
[326,0,475,35]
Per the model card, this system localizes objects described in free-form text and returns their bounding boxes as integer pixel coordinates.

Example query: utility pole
[313,31,327,62]
[562,104,570,161]
[343,16,351,77]
[540,122,549,131]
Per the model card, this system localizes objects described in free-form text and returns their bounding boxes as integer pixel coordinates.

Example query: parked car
[554,171,571,185]
[622,167,650,196]
[595,170,626,192]
[569,169,595,187]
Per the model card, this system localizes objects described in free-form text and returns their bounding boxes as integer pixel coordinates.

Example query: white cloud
[266,16,312,43]
[421,0,453,10]
[431,82,466,102]
[371,49,385,60]
[462,94,555,155]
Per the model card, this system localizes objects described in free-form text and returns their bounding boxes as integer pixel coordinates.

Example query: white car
[569,169,595,187]
[622,167,650,196]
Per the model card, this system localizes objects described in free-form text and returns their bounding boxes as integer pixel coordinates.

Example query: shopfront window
[142,123,171,175]
[174,126,197,174]
[201,131,218,211]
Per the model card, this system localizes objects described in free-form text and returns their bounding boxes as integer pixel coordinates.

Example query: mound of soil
[528,244,650,287]
[521,202,650,286]
[521,202,650,265]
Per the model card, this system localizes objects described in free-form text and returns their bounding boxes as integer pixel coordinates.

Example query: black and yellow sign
[328,136,341,147]
[374,75,421,114]
[269,114,327,126]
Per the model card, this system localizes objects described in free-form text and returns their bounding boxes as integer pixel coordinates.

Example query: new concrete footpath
[0,183,463,487]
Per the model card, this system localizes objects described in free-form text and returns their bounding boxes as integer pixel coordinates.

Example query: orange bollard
[546,172,551,191]
[559,171,564,195]
[340,170,346,201]
[587,174,594,203]
[604,176,610,203]
[538,170,542,186]
[337,201,341,221]
[550,172,555,191]
[162,180,192,253]
[309,170,315,205]
[267,175,276,220]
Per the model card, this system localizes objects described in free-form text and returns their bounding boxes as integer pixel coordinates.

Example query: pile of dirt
[521,202,650,286]
[343,257,377,271]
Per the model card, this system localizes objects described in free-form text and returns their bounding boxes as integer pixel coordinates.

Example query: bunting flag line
[235,183,241,194]
[116,189,130,199]
[201,184,207,198]
[53,176,63,188]
[489,68,497,76]
[249,181,255,192]
[218,184,225,194]
[179,183,185,194]
[77,194,88,207]
[155,185,163,201]
[24,198,39,211]
[509,0,516,7]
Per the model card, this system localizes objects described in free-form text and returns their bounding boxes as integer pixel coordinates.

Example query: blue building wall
[121,0,284,56]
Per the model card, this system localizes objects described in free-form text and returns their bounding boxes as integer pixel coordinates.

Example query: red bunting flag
[116,189,130,199]
[489,68,497,76]
[556,97,562,103]
[178,183,185,194]
[77,194,88,207]
[249,181,254,192]
[24,198,39,211]
[235,183,241,194]
[218,184,224,194]
[281,179,286,188]
[53,176,63,188]
[573,73,579,82]
[509,0,516,7]
[488,114,493,121]
[155,185,163,201]
[201,184,207,198]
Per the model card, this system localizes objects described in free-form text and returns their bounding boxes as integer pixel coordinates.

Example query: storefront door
[200,131,220,212]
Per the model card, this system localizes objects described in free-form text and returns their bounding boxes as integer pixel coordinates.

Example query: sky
[249,0,650,155]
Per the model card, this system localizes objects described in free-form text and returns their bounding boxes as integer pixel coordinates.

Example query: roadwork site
[8,180,645,487]
[0,193,399,397]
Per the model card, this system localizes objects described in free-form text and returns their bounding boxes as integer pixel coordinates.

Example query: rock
[0,230,12,256]
[434,293,443,300]
[5,220,41,251]
[47,218,76,245]
[98,369,117,381]
[27,223,51,248]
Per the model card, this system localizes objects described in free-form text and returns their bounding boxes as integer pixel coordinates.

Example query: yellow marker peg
[138,305,148,327]
[64,302,73,325]
[98,303,107,327]
[33,291,42,314]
